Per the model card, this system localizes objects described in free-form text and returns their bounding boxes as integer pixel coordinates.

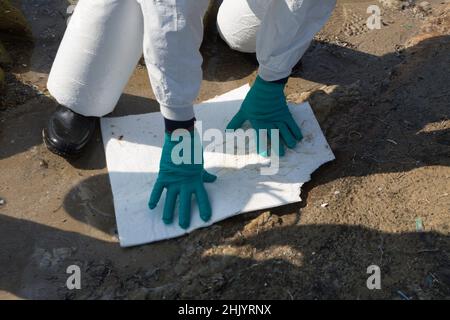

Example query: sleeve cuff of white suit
[258,65,292,82]
[160,104,195,121]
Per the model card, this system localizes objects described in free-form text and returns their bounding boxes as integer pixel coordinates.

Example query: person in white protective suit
[43,0,336,229]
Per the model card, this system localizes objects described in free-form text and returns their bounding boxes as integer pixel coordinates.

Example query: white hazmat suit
[47,0,336,121]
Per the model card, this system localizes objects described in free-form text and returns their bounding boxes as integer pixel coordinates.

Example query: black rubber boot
[43,105,97,158]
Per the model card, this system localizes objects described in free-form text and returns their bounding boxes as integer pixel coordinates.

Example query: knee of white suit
[217,0,337,55]
[217,0,271,53]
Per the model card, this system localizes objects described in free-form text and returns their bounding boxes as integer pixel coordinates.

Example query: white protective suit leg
[48,0,209,121]
[137,0,210,121]
[47,0,144,117]
[49,0,334,119]
[217,0,337,81]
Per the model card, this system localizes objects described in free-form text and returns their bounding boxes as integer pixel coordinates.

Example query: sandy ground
[0,0,449,299]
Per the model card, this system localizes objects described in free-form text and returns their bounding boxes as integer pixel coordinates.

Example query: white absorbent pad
[100,85,335,247]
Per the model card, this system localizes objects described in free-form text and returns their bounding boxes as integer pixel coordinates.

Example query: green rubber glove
[226,76,303,156]
[148,130,216,229]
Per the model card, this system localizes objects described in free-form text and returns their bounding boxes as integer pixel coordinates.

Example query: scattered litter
[0,198,5,206]
[397,290,411,300]
[286,289,294,300]
[417,248,439,254]
[334,190,340,195]
[348,130,362,140]
[415,218,424,232]
[66,4,76,15]
[386,139,398,145]
[321,203,329,208]
[425,273,439,287]
[66,4,76,25]
[425,274,434,287]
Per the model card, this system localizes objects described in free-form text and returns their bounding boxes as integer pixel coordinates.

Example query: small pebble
[40,159,48,168]
[418,1,432,13]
